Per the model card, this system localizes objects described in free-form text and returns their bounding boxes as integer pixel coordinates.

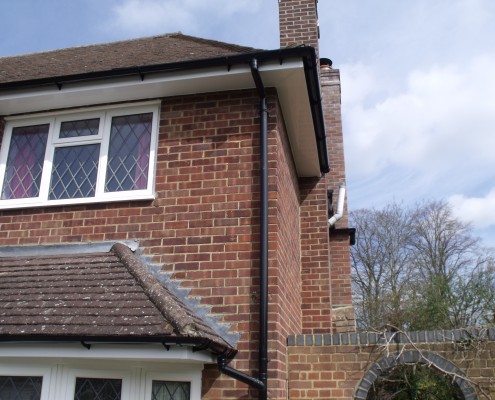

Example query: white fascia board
[260,65,321,177]
[0,65,251,115]
[0,342,216,364]
[0,59,321,177]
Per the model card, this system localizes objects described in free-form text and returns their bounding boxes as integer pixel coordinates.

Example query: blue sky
[2,0,495,247]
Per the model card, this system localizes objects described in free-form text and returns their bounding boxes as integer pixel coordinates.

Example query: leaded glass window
[74,378,121,400]
[0,105,157,209]
[1,125,48,200]
[59,118,100,139]
[151,381,190,400]
[0,376,43,400]
[105,113,152,192]
[49,144,100,200]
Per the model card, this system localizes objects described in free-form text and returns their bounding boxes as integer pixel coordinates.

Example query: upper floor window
[0,103,159,209]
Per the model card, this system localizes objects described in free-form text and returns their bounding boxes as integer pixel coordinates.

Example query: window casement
[0,361,200,400]
[0,103,159,209]
[0,365,52,400]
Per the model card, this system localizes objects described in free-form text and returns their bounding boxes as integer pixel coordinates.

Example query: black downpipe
[217,57,269,400]
[251,57,269,400]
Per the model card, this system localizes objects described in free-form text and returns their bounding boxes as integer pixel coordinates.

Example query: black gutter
[301,53,330,174]
[332,227,357,246]
[1,46,329,175]
[217,57,269,399]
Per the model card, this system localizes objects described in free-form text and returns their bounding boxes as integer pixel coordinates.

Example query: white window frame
[64,367,132,400]
[0,359,202,400]
[0,102,159,210]
[0,364,54,400]
[144,370,202,400]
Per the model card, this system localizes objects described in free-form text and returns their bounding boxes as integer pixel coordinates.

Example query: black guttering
[0,46,330,175]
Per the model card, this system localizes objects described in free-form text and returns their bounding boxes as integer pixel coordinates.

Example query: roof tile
[0,33,260,85]
[0,243,235,357]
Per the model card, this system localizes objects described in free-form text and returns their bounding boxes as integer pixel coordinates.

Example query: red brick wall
[297,65,356,335]
[288,331,495,399]
[299,177,333,334]
[0,92,261,252]
[279,0,319,52]
[321,66,355,330]
[266,98,302,399]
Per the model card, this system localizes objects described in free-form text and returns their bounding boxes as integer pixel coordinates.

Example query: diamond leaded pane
[1,125,48,200]
[74,378,121,400]
[105,113,152,192]
[0,376,43,400]
[59,118,100,138]
[49,144,100,200]
[151,381,190,400]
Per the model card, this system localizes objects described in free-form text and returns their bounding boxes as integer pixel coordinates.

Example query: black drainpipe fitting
[251,57,269,400]
[217,57,269,400]
[217,357,265,390]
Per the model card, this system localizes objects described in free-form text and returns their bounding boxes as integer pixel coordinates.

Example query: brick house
[0,1,354,399]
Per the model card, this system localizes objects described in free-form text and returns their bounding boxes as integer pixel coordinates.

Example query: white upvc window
[0,365,53,400]
[0,102,159,209]
[0,361,200,400]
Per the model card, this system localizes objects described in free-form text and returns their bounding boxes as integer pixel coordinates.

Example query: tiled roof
[0,33,260,85]
[0,243,234,357]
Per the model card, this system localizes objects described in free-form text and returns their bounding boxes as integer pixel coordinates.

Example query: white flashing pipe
[328,182,346,227]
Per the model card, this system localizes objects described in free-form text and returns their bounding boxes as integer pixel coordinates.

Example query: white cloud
[342,53,495,186]
[108,0,265,38]
[110,0,193,35]
[449,189,495,229]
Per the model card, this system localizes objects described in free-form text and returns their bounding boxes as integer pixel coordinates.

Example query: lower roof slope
[0,243,234,358]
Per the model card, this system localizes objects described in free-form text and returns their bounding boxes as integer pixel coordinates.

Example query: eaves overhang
[0,341,217,364]
[0,47,329,177]
[0,335,234,361]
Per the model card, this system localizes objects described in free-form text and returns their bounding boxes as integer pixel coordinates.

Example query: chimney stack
[279,0,319,54]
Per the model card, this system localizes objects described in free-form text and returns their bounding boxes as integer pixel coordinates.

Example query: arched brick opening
[355,350,478,400]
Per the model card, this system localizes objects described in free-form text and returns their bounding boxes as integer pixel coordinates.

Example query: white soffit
[0,342,215,363]
[0,59,321,177]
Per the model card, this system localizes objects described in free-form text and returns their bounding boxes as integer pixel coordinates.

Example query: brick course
[279,0,319,52]
[321,66,355,331]
[288,330,495,399]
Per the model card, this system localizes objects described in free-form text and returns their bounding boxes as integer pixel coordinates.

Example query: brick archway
[355,350,478,400]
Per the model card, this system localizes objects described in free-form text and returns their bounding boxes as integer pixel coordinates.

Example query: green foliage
[367,364,464,400]
[408,276,452,331]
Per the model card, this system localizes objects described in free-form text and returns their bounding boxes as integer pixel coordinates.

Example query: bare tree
[410,200,479,281]
[351,202,416,330]
[350,200,495,331]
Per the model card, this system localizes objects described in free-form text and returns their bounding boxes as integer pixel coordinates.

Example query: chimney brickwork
[279,0,319,53]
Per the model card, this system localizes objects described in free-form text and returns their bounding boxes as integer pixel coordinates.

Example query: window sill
[0,192,156,211]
